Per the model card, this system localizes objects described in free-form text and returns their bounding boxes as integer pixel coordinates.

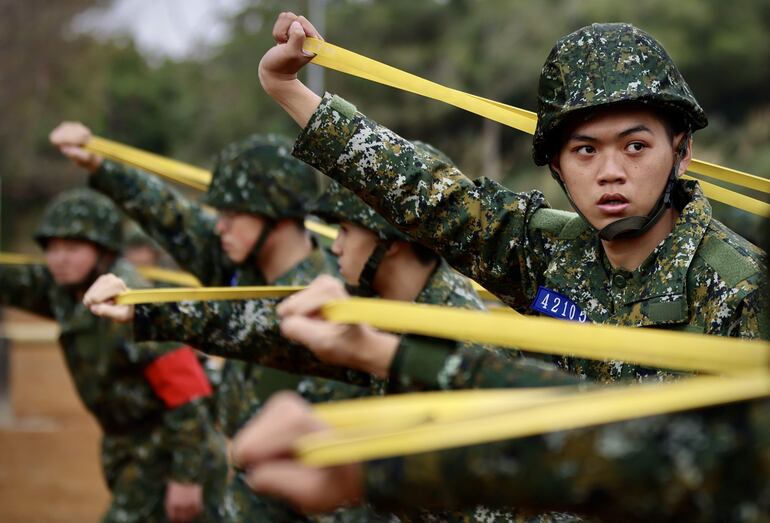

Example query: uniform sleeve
[364,398,770,521]
[0,264,54,318]
[89,160,231,284]
[390,336,581,392]
[144,346,215,482]
[292,93,552,308]
[133,299,372,388]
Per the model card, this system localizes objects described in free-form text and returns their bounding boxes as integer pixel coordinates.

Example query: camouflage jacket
[133,258,574,394]
[292,93,768,383]
[136,246,370,435]
[364,393,770,522]
[89,160,367,434]
[0,259,219,484]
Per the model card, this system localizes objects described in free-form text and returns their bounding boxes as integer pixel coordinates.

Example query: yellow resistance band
[86,136,211,191]
[302,38,770,216]
[297,372,770,466]
[134,266,202,287]
[318,298,769,375]
[314,386,577,430]
[115,286,305,305]
[0,253,44,265]
[112,288,767,375]
[0,252,206,288]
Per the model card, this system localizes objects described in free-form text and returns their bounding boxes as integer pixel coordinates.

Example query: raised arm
[50,122,230,284]
[259,14,559,308]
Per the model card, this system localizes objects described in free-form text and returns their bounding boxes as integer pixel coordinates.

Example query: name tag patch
[531,286,587,323]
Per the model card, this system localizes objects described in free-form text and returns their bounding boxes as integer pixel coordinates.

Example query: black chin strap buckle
[351,241,390,297]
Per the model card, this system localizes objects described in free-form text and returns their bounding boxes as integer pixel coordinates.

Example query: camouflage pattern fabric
[311,180,408,241]
[35,188,123,252]
[364,394,770,522]
[89,159,384,522]
[202,133,320,218]
[133,259,581,523]
[533,23,707,166]
[132,259,576,394]
[292,93,768,384]
[0,259,227,522]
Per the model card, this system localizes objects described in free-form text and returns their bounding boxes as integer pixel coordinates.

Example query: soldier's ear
[676,136,693,177]
[549,158,565,182]
[385,242,402,257]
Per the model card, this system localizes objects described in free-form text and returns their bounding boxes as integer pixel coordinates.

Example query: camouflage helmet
[533,23,708,166]
[311,181,408,241]
[201,134,320,219]
[35,188,123,252]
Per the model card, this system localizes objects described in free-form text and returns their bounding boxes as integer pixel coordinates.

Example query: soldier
[230,386,770,522]
[124,223,163,267]
[82,182,578,395]
[83,179,580,523]
[49,128,376,522]
[257,16,768,383]
[0,189,226,523]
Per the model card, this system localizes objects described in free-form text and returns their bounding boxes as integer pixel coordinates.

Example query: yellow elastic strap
[302,38,770,216]
[85,136,212,191]
[103,290,769,374]
[297,372,770,466]
[135,266,203,287]
[304,220,339,241]
[319,298,769,375]
[682,175,770,217]
[115,285,305,305]
[315,387,574,430]
[0,252,206,288]
[0,252,44,265]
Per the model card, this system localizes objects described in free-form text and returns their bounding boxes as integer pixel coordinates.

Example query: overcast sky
[71,0,252,61]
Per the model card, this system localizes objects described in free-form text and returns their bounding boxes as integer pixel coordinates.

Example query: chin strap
[552,135,690,242]
[345,241,390,298]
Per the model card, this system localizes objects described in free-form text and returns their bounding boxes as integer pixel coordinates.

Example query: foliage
[2,0,768,247]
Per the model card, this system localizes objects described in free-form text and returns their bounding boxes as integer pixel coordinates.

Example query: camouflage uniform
[0,190,226,523]
[285,22,769,518]
[363,393,770,522]
[291,55,767,386]
[88,137,379,522]
[130,182,580,523]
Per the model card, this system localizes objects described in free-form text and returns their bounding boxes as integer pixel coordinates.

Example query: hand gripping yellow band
[319,298,770,375]
[302,38,770,216]
[297,372,770,466]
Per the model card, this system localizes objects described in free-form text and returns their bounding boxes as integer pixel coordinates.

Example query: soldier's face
[216,211,267,264]
[553,108,688,231]
[44,238,100,285]
[332,221,379,285]
[124,245,157,267]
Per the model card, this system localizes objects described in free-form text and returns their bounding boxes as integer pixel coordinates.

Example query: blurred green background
[2,0,768,250]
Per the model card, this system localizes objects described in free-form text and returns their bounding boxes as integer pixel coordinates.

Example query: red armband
[144,346,212,408]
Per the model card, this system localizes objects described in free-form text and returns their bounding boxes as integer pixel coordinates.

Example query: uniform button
[612,274,627,288]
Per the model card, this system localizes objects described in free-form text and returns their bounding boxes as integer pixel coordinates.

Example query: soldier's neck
[600,208,678,271]
[375,250,438,302]
[257,224,313,284]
